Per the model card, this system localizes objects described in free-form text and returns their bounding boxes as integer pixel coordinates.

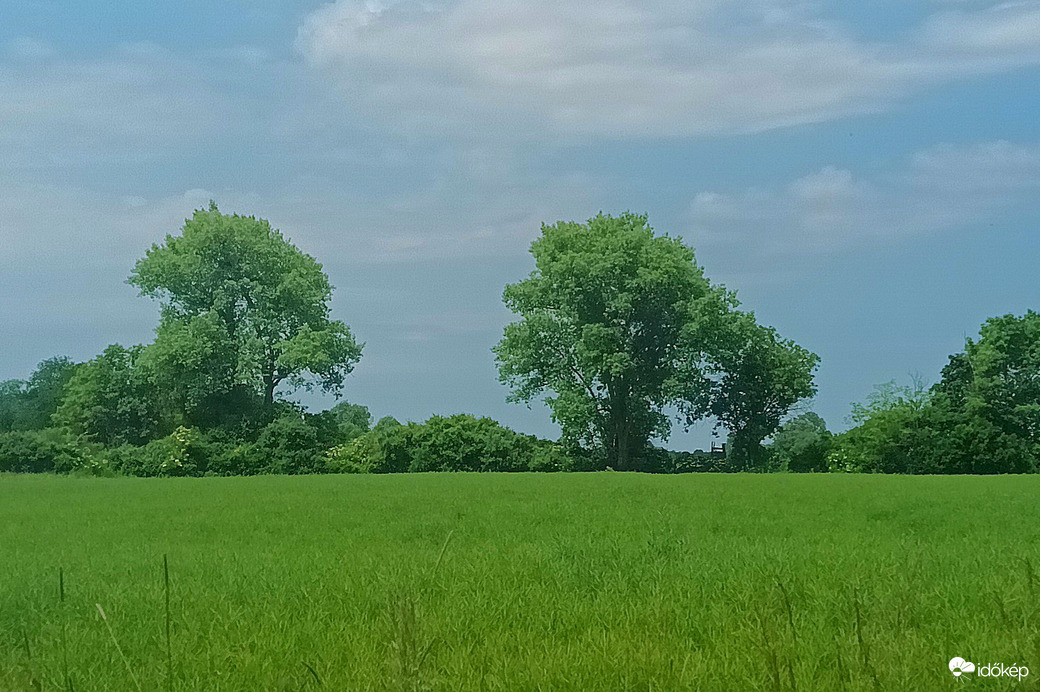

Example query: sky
[2,0,1039,448]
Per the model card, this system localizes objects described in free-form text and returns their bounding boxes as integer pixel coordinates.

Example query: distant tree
[850,377,931,425]
[705,311,819,469]
[0,357,77,432]
[327,400,372,441]
[496,213,718,469]
[936,311,1040,445]
[128,203,362,416]
[0,379,23,432]
[495,212,817,470]
[831,321,1040,474]
[54,345,165,445]
[769,412,831,472]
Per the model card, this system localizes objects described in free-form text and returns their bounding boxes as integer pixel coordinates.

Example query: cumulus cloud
[688,140,1040,256]
[296,0,1040,137]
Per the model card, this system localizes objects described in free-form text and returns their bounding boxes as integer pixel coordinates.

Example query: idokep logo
[949,657,1029,681]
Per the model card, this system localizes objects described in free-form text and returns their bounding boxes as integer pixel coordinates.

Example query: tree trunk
[616,420,630,471]
[263,374,276,409]
[610,383,633,471]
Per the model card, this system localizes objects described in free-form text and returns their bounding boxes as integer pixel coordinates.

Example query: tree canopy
[495,212,817,469]
[128,203,363,414]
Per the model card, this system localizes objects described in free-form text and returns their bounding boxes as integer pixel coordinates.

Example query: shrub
[0,430,85,474]
[249,412,342,474]
[831,395,1038,474]
[105,426,214,477]
[328,414,573,474]
[406,415,529,472]
[638,447,727,473]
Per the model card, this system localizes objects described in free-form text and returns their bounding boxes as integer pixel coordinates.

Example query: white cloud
[688,140,1040,256]
[921,2,1040,56]
[296,0,1040,137]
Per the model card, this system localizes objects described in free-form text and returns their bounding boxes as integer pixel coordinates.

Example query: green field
[2,474,1039,690]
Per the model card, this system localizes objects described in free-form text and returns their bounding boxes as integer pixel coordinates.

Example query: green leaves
[496,212,817,469]
[127,204,362,417]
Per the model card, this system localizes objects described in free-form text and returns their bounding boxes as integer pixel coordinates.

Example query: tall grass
[1,473,1039,690]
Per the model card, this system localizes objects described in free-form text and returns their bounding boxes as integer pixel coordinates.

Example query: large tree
[703,310,819,469]
[128,204,362,417]
[496,212,816,470]
[936,310,1040,446]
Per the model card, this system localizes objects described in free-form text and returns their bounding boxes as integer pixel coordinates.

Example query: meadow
[2,473,1039,691]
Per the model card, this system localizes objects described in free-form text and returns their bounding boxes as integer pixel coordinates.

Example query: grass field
[2,473,1039,691]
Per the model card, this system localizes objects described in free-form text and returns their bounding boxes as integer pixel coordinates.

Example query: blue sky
[2,0,1039,447]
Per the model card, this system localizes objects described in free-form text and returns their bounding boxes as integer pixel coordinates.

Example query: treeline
[1,206,1037,475]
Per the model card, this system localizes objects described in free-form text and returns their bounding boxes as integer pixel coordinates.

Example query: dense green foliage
[0,357,77,433]
[54,345,165,446]
[129,203,362,412]
[3,205,1038,476]
[0,430,84,474]
[495,213,817,470]
[831,311,1040,474]
[3,473,1040,690]
[327,414,571,473]
[767,412,832,472]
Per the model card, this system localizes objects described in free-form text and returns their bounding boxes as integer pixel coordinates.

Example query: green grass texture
[2,473,1038,690]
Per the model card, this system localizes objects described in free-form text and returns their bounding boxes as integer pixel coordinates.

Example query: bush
[638,447,727,473]
[249,412,342,475]
[328,414,573,473]
[406,415,528,472]
[0,430,86,473]
[104,426,214,477]
[831,395,1038,474]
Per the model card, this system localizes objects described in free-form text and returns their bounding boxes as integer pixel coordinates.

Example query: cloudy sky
[2,0,1039,446]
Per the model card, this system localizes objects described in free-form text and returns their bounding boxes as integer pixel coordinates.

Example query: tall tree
[496,213,817,469]
[704,310,819,469]
[496,213,710,469]
[128,203,362,417]
[936,310,1040,445]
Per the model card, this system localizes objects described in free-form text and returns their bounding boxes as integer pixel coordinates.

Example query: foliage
[53,345,166,446]
[0,429,85,474]
[328,414,570,473]
[849,378,931,425]
[248,411,342,475]
[495,213,719,470]
[703,311,819,470]
[0,357,78,432]
[769,412,832,473]
[832,381,1037,474]
[128,203,362,413]
[832,314,1040,474]
[327,400,373,441]
[639,446,729,473]
[407,414,533,472]
[496,213,816,470]
[937,311,1040,447]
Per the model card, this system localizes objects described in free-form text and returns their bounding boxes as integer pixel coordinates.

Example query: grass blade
[163,554,173,692]
[95,603,143,692]
[59,567,72,692]
[302,661,323,687]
